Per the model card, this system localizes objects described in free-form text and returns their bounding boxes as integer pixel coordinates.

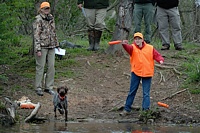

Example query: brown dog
[53,86,68,121]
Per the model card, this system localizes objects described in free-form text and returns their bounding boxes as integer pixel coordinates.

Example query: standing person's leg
[94,8,107,51]
[143,3,154,43]
[133,4,143,34]
[168,7,184,50]
[84,8,96,50]
[124,72,141,112]
[35,49,48,96]
[44,48,55,95]
[141,77,152,110]
[156,7,170,50]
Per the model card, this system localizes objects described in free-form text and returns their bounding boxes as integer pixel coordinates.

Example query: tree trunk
[106,0,134,54]
[194,5,200,42]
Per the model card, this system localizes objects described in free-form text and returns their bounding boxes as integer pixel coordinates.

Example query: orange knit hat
[134,32,144,39]
[40,2,50,9]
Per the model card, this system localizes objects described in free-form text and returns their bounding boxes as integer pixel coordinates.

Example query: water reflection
[1,122,200,133]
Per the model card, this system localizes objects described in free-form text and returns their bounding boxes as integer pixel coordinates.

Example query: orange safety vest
[130,43,154,77]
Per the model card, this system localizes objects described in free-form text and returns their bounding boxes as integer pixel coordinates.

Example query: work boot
[35,88,43,96]
[161,44,170,50]
[87,30,95,51]
[174,44,185,51]
[119,110,130,116]
[94,30,102,51]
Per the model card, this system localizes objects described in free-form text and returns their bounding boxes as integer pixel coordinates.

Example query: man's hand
[37,51,42,57]
[57,47,60,52]
[77,4,82,10]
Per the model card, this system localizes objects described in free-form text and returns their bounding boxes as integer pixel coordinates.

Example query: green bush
[0,74,8,83]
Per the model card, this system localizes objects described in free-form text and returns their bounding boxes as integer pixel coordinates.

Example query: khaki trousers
[35,48,55,90]
[156,6,182,46]
[84,8,107,31]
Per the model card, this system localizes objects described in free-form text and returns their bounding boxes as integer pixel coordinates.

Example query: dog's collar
[59,95,65,101]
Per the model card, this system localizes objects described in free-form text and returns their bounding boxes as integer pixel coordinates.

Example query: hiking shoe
[161,45,170,50]
[35,88,43,96]
[44,89,55,95]
[87,47,93,51]
[119,110,130,116]
[175,45,185,51]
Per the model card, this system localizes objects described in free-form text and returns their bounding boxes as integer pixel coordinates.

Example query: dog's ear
[65,87,68,94]
[57,87,60,93]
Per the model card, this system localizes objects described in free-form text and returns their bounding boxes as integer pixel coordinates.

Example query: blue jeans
[124,72,152,112]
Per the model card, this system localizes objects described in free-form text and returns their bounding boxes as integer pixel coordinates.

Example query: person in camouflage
[77,0,109,51]
[33,2,59,96]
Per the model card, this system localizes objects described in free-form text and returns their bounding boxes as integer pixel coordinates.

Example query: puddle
[1,122,200,133]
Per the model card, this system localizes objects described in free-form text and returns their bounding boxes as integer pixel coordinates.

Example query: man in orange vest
[120,32,164,116]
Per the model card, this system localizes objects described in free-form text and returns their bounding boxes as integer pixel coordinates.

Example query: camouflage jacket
[33,13,59,52]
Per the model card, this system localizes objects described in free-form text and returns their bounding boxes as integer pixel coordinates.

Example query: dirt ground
[1,49,200,125]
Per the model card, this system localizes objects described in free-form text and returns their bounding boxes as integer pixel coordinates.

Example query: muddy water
[1,122,200,133]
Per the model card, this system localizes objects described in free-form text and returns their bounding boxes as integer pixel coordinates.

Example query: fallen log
[0,97,17,126]
[4,97,17,119]
[24,102,41,123]
[0,113,15,126]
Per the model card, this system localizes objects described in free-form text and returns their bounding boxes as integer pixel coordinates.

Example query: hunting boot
[174,43,185,51]
[94,30,102,51]
[87,30,95,51]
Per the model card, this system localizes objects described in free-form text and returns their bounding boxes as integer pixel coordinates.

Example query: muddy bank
[1,52,200,126]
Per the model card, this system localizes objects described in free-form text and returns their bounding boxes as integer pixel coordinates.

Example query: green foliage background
[0,0,116,63]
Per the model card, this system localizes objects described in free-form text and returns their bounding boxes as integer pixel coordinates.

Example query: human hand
[122,40,128,44]
[57,47,60,52]
[77,4,82,10]
[37,51,42,57]
[159,60,163,65]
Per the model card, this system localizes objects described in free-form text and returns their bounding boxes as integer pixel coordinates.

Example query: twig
[163,62,179,66]
[166,71,175,81]
[187,89,194,105]
[161,88,187,101]
[123,72,131,77]
[197,64,199,73]
[159,71,165,83]
[196,82,200,88]
[155,64,182,75]
[107,100,124,113]
[86,60,91,66]
[173,68,182,75]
